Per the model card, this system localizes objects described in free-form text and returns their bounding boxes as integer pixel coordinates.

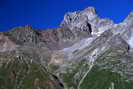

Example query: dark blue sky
[0,0,133,31]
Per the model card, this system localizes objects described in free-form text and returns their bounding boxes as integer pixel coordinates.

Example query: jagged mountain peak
[60,7,97,29]
[60,7,115,38]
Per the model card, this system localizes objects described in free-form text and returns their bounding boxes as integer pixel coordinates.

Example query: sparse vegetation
[0,52,62,89]
[80,66,133,89]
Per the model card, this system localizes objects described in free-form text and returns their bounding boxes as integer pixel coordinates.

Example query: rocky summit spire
[60,7,97,30]
[60,7,98,40]
[60,7,115,37]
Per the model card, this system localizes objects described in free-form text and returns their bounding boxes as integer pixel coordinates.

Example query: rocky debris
[37,28,76,50]
[50,51,66,65]
[0,33,17,52]
[46,30,130,89]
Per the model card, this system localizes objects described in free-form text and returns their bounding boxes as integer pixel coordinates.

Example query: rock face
[0,33,17,52]
[60,7,96,38]
[60,7,96,33]
[1,7,133,89]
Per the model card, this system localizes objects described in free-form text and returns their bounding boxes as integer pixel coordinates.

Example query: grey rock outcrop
[60,7,114,37]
